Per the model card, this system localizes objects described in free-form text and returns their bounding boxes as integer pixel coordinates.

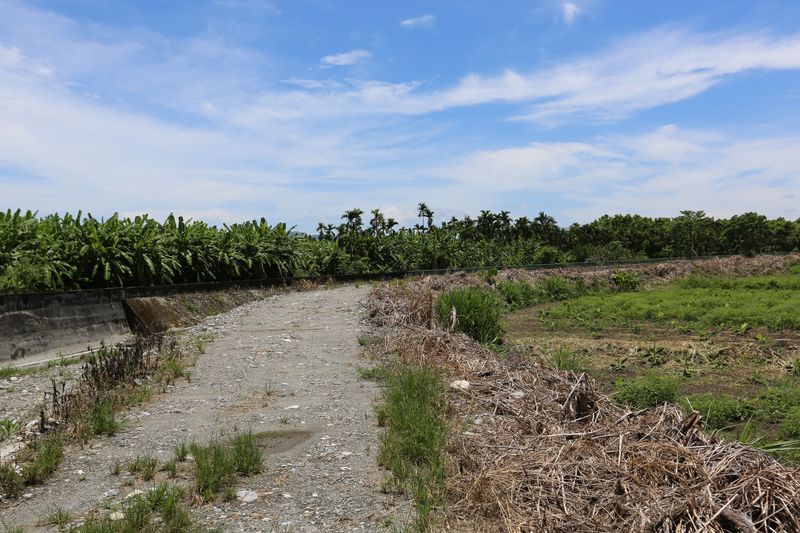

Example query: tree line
[1,205,798,292]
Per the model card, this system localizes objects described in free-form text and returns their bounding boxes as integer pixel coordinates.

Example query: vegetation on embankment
[500,266,800,462]
[367,261,800,532]
[2,206,800,293]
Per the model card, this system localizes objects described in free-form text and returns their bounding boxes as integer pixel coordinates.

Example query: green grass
[435,286,504,344]
[357,365,391,382]
[0,365,40,379]
[613,373,679,409]
[0,463,24,499]
[40,506,71,529]
[376,365,446,531]
[127,455,158,481]
[189,430,263,500]
[540,272,800,333]
[89,401,120,436]
[21,435,64,485]
[681,394,750,430]
[73,482,202,533]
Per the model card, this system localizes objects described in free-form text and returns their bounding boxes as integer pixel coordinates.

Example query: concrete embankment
[0,289,184,365]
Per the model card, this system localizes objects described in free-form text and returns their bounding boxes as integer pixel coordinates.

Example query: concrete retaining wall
[0,291,131,363]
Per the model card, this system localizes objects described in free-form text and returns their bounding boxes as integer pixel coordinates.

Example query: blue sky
[1,0,799,230]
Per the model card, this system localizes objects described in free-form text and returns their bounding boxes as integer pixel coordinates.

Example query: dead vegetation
[368,254,800,532]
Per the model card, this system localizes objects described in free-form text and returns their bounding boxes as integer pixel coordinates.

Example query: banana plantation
[1,206,799,293]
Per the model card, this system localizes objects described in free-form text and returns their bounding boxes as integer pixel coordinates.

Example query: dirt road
[1,285,407,531]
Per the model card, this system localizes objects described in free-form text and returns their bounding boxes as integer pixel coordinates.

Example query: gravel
[0,285,410,531]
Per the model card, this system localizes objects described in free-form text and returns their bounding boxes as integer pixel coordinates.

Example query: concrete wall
[0,291,131,363]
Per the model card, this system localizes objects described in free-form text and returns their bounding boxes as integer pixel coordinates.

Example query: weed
[610,271,641,292]
[222,486,237,502]
[230,431,262,475]
[376,366,445,530]
[0,463,24,498]
[357,335,371,347]
[549,348,584,373]
[435,286,503,344]
[162,459,178,478]
[613,373,679,409]
[780,406,800,439]
[279,416,290,424]
[109,461,122,476]
[162,358,191,384]
[0,418,18,442]
[40,506,71,529]
[174,440,189,462]
[1,525,24,533]
[21,435,64,485]
[357,365,391,382]
[754,385,800,422]
[191,439,234,499]
[495,280,539,310]
[89,401,120,436]
[681,394,750,430]
[127,455,158,481]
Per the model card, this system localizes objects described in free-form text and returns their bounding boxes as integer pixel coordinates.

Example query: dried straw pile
[368,255,800,532]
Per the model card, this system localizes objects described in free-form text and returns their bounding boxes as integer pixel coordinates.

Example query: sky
[1,0,799,231]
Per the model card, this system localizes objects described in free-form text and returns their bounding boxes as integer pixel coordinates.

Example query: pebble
[450,380,471,391]
[236,489,258,503]
[510,390,526,399]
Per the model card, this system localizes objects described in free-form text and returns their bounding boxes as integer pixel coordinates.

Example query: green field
[539,268,800,334]
[499,268,800,462]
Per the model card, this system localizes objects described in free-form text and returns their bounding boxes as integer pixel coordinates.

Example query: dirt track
[1,285,407,531]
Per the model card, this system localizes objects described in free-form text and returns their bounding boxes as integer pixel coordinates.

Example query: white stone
[284,405,300,410]
[109,511,124,521]
[510,391,526,399]
[449,380,471,391]
[236,489,258,503]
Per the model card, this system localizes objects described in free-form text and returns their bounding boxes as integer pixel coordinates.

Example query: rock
[102,489,119,498]
[109,511,124,521]
[449,380,471,391]
[23,492,33,499]
[236,489,258,503]
[284,405,300,410]
[510,390,526,399]
[125,489,144,499]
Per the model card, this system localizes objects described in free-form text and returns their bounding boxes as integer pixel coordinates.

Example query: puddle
[254,430,312,455]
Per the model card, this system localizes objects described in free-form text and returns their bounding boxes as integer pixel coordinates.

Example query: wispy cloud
[321,49,372,66]
[400,14,436,28]
[560,2,582,24]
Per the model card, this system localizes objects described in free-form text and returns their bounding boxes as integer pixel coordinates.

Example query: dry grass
[368,254,800,532]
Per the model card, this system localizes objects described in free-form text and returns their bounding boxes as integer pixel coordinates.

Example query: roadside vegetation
[0,334,203,500]
[2,207,799,293]
[367,257,800,531]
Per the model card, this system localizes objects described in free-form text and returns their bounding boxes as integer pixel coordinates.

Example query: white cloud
[433,125,800,221]
[321,49,372,66]
[561,2,582,24]
[400,14,436,28]
[233,28,800,125]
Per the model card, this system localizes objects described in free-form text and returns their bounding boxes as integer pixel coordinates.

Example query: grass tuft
[376,365,446,531]
[435,286,503,344]
[613,373,679,409]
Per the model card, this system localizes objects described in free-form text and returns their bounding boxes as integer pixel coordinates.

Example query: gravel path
[1,285,408,531]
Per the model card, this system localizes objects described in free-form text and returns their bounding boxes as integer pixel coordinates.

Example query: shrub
[610,271,641,292]
[435,286,503,344]
[754,385,800,423]
[542,276,575,301]
[0,463,24,498]
[681,394,749,430]
[496,280,538,310]
[89,401,120,436]
[780,406,800,439]
[613,373,679,409]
